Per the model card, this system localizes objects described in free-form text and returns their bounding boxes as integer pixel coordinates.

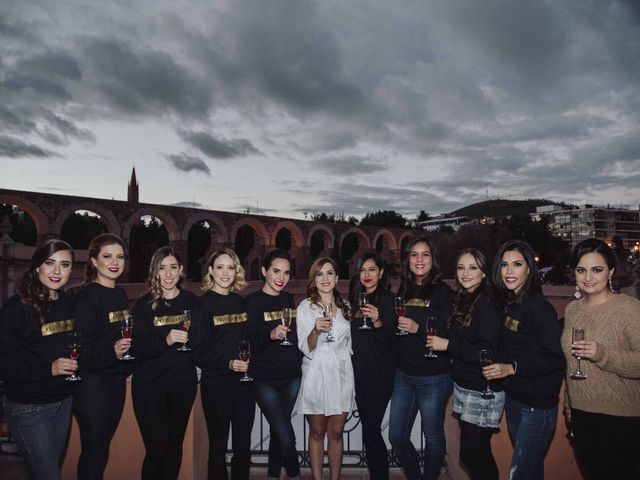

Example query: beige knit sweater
[562,293,640,417]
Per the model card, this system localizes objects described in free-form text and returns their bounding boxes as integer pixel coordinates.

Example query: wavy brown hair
[147,246,186,310]
[18,239,74,323]
[306,257,348,318]
[85,233,126,283]
[201,248,247,293]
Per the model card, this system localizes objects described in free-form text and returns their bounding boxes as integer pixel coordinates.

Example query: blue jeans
[505,396,557,480]
[388,370,453,480]
[5,396,73,480]
[254,377,301,478]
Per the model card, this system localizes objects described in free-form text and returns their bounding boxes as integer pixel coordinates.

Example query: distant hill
[452,199,573,220]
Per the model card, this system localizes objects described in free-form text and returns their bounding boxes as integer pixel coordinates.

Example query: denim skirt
[453,382,505,428]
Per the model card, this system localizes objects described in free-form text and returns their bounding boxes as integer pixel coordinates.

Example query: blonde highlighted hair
[201,248,247,292]
[147,246,186,310]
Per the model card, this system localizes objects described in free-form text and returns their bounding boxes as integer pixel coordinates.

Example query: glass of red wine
[359,292,372,330]
[395,296,408,336]
[238,340,253,382]
[479,349,496,399]
[280,308,293,347]
[424,315,438,359]
[120,315,135,360]
[177,310,191,352]
[66,332,82,382]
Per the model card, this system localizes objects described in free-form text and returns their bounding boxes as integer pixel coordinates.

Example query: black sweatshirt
[246,290,302,382]
[351,289,396,388]
[396,281,454,377]
[73,282,132,377]
[0,292,75,403]
[194,290,248,383]
[446,291,504,392]
[499,293,565,409]
[131,289,198,392]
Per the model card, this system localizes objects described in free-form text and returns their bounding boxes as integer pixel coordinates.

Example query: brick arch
[338,227,371,251]
[121,207,180,242]
[51,202,121,237]
[0,193,48,237]
[229,217,270,248]
[307,224,335,248]
[182,214,229,244]
[372,229,398,252]
[270,220,305,247]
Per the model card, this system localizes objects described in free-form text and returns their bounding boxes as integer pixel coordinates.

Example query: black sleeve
[515,298,566,377]
[74,290,118,371]
[131,297,169,362]
[447,296,502,364]
[373,291,397,354]
[246,295,271,354]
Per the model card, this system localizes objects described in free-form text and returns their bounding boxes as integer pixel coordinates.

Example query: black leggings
[354,381,393,480]
[73,374,127,480]
[201,377,256,472]
[459,420,498,480]
[572,408,640,479]
[132,387,196,480]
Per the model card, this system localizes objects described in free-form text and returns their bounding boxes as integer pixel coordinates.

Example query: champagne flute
[570,327,587,380]
[177,310,191,352]
[120,315,135,360]
[238,340,253,382]
[280,308,293,347]
[479,349,496,399]
[424,315,438,359]
[395,296,408,336]
[359,292,371,330]
[323,303,335,343]
[65,332,82,382]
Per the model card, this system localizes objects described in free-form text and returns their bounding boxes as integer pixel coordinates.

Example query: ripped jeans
[505,396,557,480]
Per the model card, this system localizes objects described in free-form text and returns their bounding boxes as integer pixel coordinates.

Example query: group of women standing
[0,231,638,480]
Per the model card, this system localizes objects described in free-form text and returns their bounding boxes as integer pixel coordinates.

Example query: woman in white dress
[297,257,354,480]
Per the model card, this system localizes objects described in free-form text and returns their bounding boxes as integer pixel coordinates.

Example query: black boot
[208,456,229,480]
[230,453,251,480]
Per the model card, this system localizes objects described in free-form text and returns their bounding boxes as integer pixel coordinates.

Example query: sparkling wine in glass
[280,308,293,347]
[66,332,82,382]
[177,310,191,352]
[424,315,438,359]
[238,340,253,382]
[120,315,135,360]
[323,303,335,343]
[479,349,496,399]
[359,292,371,330]
[395,296,408,336]
[570,327,587,380]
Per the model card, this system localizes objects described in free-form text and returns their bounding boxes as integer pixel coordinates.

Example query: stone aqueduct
[0,187,414,282]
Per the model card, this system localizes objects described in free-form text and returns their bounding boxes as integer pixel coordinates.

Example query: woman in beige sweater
[562,238,640,479]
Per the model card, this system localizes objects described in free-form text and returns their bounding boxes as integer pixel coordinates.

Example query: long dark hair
[306,257,348,317]
[448,247,491,331]
[85,233,126,283]
[18,239,74,323]
[348,252,389,308]
[397,235,441,300]
[492,240,541,308]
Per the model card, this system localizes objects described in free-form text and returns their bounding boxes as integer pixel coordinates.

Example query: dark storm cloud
[45,113,95,143]
[179,131,260,159]
[0,106,37,134]
[82,38,213,117]
[311,156,387,176]
[0,135,52,158]
[3,74,71,100]
[166,153,211,175]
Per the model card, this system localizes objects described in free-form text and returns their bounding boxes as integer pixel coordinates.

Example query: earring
[608,277,614,292]
[574,285,581,299]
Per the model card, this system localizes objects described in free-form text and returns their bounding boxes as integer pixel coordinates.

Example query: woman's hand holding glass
[426,335,449,352]
[482,362,515,380]
[165,328,188,346]
[360,303,381,328]
[397,315,419,334]
[571,339,598,360]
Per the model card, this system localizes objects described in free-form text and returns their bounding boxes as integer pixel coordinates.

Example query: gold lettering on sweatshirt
[108,310,130,324]
[263,310,297,322]
[405,298,431,308]
[41,319,74,336]
[213,312,248,326]
[154,314,187,327]
[504,316,519,332]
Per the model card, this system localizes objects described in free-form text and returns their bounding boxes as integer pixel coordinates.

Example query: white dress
[296,298,354,415]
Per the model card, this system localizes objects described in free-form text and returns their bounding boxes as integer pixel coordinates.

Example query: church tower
[128,166,139,204]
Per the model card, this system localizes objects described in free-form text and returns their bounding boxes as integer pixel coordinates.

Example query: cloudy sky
[1,0,639,220]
